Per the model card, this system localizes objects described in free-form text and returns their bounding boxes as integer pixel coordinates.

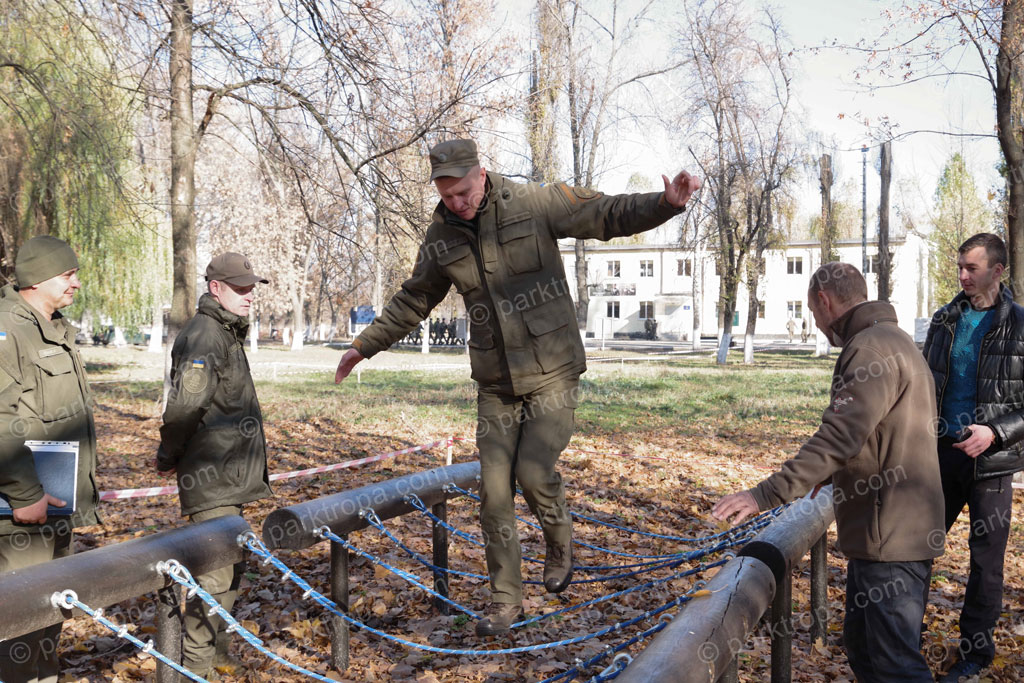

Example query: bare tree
[878,139,892,301]
[679,0,795,364]
[858,1,1024,299]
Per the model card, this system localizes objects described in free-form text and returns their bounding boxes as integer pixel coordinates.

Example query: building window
[608,260,620,278]
[677,258,692,277]
[758,301,766,319]
[607,301,620,318]
[640,260,654,277]
[787,300,803,319]
[864,254,880,274]
[639,301,654,319]
[787,257,803,275]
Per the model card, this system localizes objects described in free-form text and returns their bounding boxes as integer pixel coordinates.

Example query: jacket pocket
[437,239,481,294]
[467,327,503,385]
[498,217,541,274]
[32,352,85,422]
[523,302,576,374]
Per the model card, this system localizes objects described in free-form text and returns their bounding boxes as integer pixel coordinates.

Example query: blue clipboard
[0,440,79,517]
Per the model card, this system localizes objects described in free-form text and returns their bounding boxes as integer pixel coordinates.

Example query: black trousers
[938,441,1013,666]
[844,558,934,682]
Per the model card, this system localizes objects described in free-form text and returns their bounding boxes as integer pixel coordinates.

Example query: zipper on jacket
[936,319,955,425]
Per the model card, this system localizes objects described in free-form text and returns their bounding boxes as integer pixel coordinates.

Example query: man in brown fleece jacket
[713,262,945,683]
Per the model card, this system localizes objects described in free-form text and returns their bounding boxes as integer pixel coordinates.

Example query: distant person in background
[156,252,272,679]
[922,233,1024,682]
[801,318,809,343]
[714,262,945,683]
[786,316,797,342]
[0,236,99,683]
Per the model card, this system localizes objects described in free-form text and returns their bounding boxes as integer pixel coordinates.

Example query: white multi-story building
[559,234,932,341]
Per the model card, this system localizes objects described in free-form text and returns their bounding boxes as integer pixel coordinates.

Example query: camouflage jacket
[354,172,684,394]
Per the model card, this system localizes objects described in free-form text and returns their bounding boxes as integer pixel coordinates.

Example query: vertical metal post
[431,499,451,615]
[810,534,828,644]
[155,585,182,683]
[861,145,868,274]
[721,657,739,683]
[330,538,350,671]
[446,438,453,466]
[770,571,793,683]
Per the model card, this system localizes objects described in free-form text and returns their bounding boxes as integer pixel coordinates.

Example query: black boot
[475,602,525,637]
[543,540,573,593]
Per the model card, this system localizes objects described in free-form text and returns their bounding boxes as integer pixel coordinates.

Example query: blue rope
[405,493,770,574]
[50,589,208,683]
[158,559,340,682]
[568,504,785,542]
[361,504,729,626]
[406,494,713,572]
[365,507,715,586]
[244,530,705,656]
[447,484,766,560]
[326,512,478,618]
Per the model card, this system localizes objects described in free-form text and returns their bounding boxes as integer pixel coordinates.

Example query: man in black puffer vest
[923,233,1024,682]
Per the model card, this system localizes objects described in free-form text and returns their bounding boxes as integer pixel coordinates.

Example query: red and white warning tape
[99,437,454,501]
[448,436,667,461]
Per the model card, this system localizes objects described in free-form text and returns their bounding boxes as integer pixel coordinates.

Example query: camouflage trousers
[182,505,243,676]
[476,377,577,604]
[0,526,73,683]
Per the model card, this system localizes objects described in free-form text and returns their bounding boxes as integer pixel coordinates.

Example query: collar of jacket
[197,293,249,342]
[829,300,899,346]
[941,283,1012,328]
[0,283,71,346]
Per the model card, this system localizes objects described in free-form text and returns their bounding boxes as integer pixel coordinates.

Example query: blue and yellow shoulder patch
[0,332,7,341]
[191,359,206,369]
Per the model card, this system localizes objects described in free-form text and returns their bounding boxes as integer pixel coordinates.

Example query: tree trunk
[997,0,1024,301]
[692,240,703,350]
[168,0,196,339]
[148,299,163,353]
[743,277,758,365]
[249,310,258,354]
[574,239,587,327]
[819,153,835,263]
[878,140,892,301]
[290,241,314,351]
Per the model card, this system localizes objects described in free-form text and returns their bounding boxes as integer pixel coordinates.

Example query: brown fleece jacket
[750,301,945,562]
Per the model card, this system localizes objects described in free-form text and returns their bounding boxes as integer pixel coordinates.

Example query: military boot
[475,602,525,637]
[212,630,245,674]
[543,539,573,593]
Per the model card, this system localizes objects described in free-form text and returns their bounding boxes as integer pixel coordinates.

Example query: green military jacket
[355,172,683,394]
[158,294,272,516]
[0,284,99,535]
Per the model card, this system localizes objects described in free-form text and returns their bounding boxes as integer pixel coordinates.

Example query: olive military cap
[15,235,79,288]
[428,139,481,181]
[205,252,269,286]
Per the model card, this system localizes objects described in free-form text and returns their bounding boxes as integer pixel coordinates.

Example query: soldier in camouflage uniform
[0,236,99,683]
[335,139,700,636]
[157,252,272,679]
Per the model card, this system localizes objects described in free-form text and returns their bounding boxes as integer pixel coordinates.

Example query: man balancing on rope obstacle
[713,262,946,683]
[334,139,701,637]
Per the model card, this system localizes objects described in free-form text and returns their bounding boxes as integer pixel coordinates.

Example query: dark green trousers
[0,527,73,683]
[476,377,577,604]
[182,505,243,675]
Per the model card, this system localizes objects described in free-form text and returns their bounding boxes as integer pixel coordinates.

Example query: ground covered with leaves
[47,346,1024,682]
